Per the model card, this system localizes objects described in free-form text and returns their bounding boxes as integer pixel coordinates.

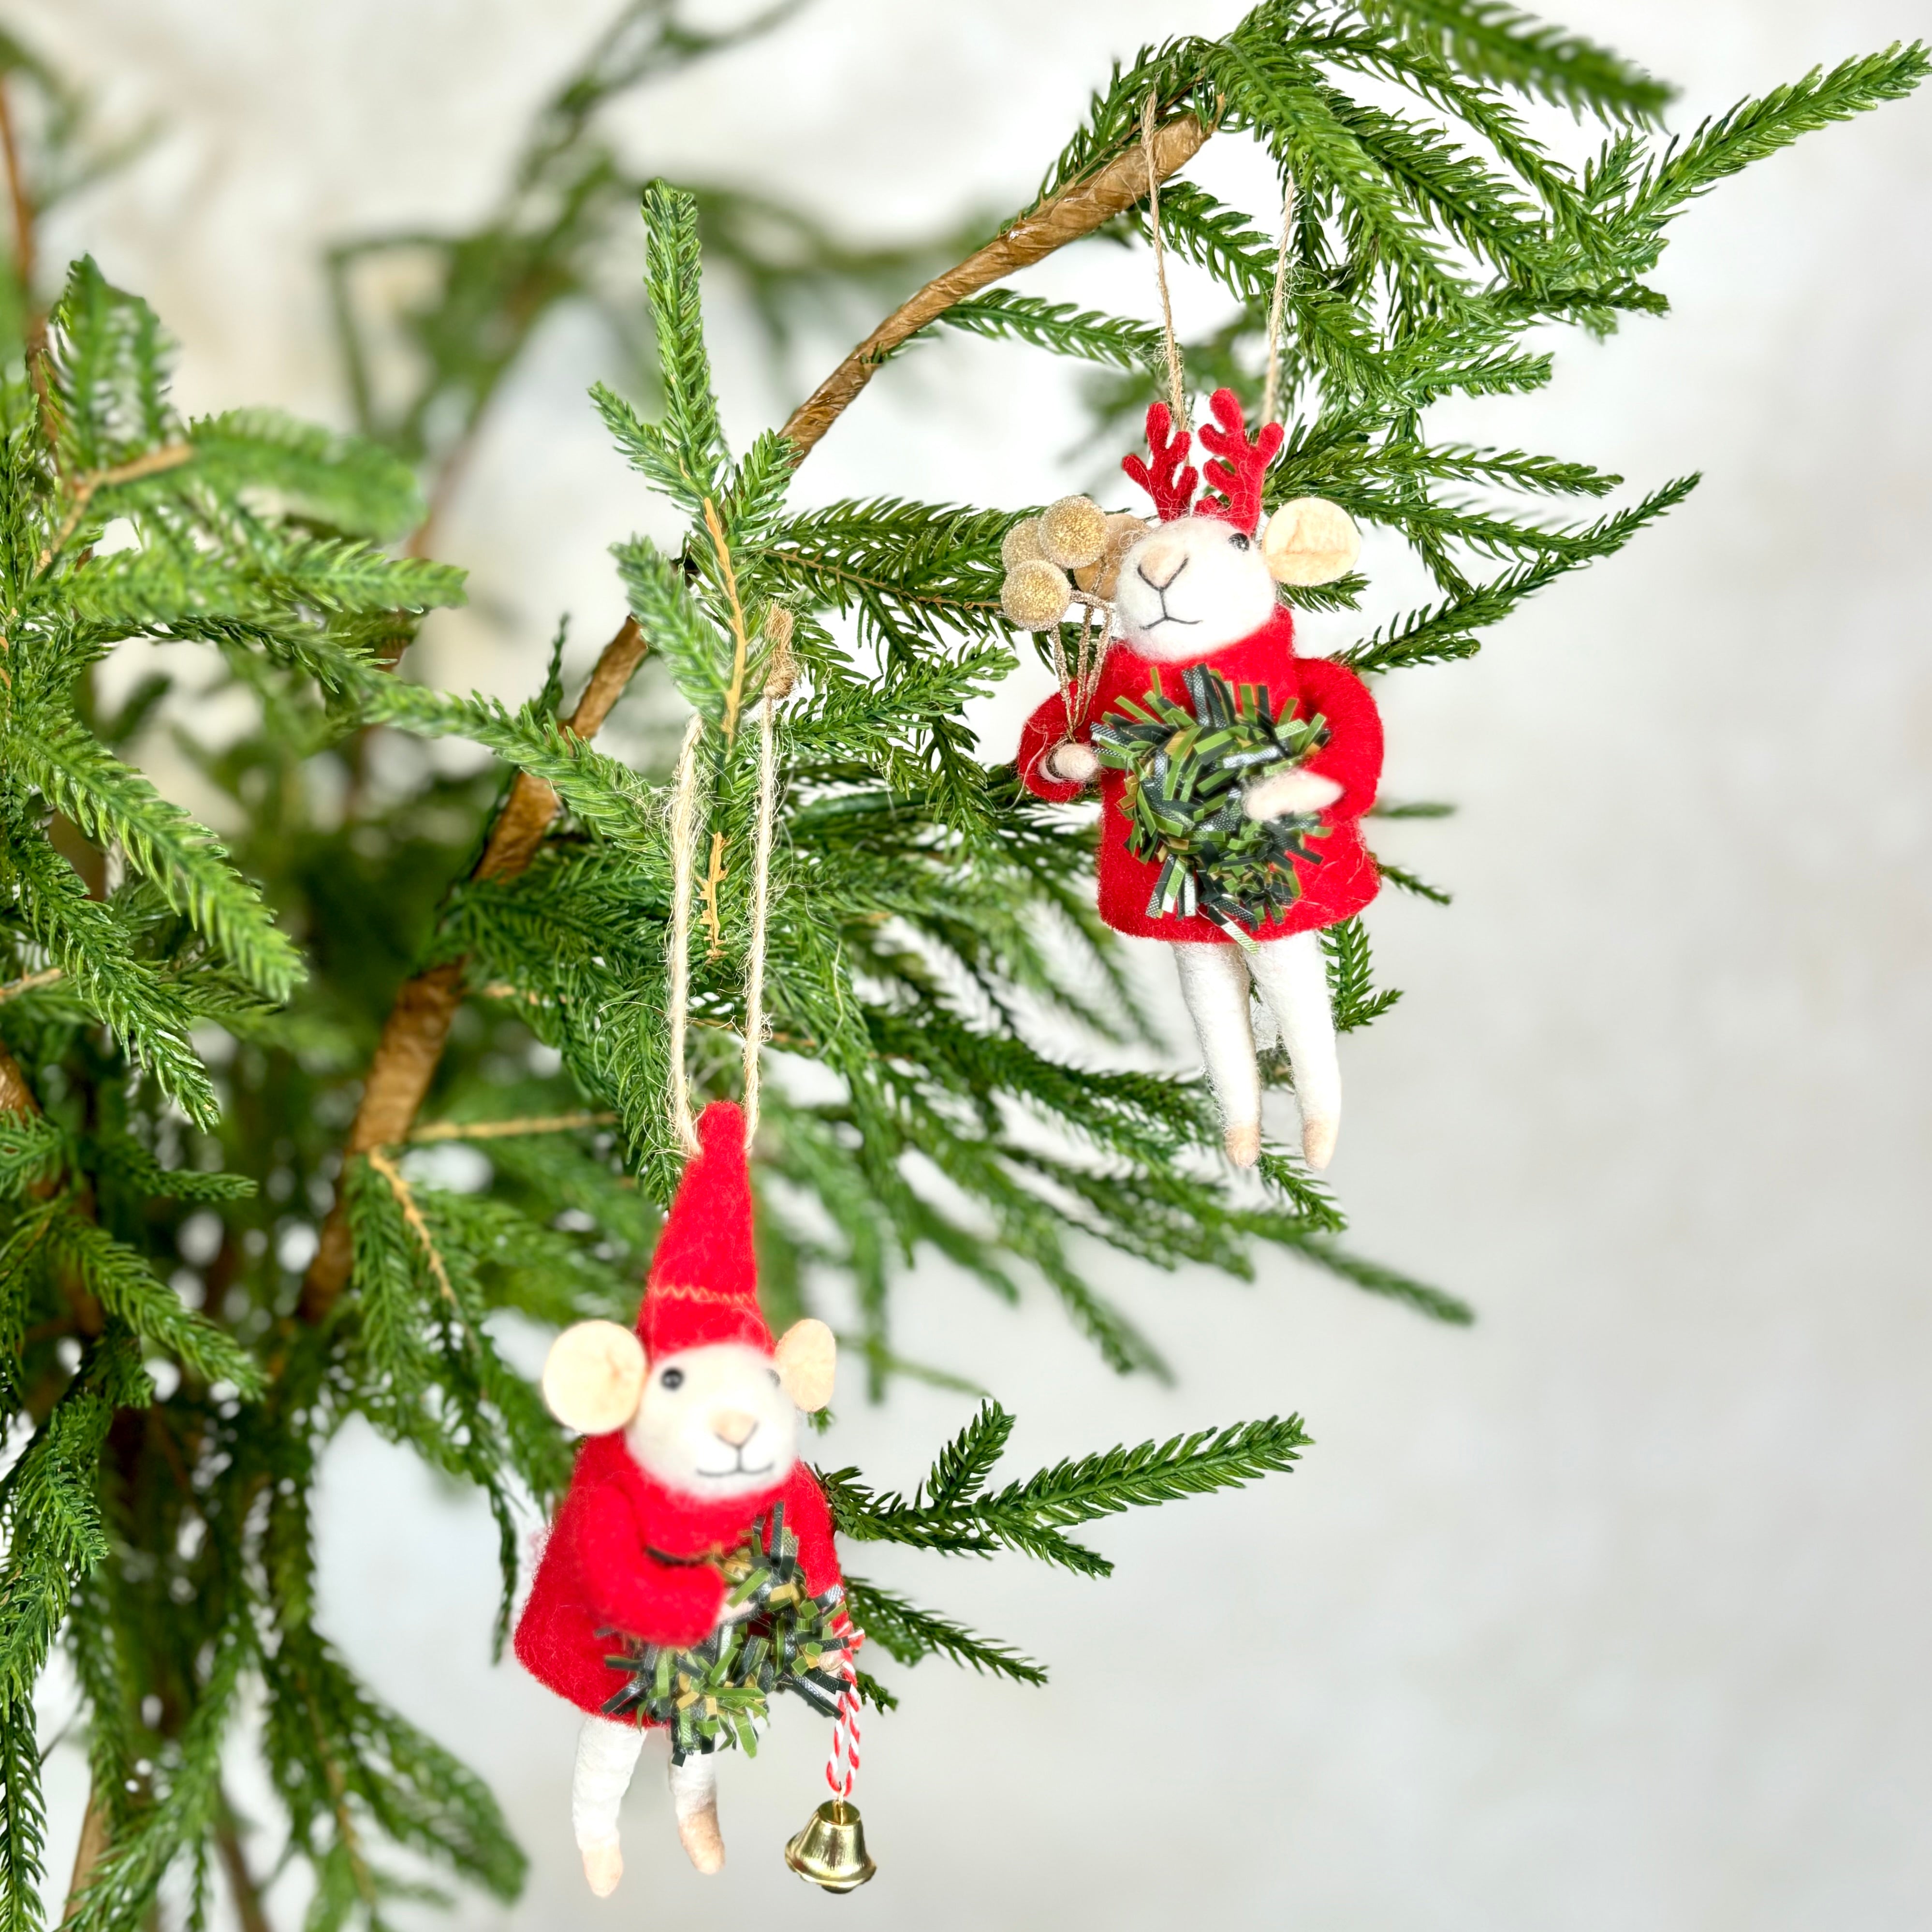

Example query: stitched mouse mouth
[695,1449,775,1480]
[1141,600,1200,629]
[1131,560,1200,630]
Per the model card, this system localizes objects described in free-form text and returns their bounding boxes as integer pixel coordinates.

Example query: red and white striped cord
[825,1619,864,1802]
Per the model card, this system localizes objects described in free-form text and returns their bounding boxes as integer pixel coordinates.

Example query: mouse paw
[580,1835,623,1897]
[676,1803,725,1876]
[1222,1120,1262,1167]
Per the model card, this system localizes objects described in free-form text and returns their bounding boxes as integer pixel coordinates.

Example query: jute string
[1050,595,1107,732]
[664,616,792,1157]
[1141,96,1187,430]
[665,713,706,1157]
[739,616,792,1144]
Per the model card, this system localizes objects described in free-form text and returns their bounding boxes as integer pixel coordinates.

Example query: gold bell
[783,1798,877,1892]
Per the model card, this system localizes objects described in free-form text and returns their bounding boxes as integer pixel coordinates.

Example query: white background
[16,0,1932,1926]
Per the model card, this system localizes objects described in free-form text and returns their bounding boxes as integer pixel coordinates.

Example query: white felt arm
[1044,741,1100,785]
[1242,767,1344,821]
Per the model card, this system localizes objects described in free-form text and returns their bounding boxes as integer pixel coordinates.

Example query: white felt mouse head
[1112,389,1361,662]
[535,1098,836,1499]
[540,1317,835,1499]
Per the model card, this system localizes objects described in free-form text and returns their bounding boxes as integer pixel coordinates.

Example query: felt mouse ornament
[1011,388,1381,1169]
[513,1100,843,1892]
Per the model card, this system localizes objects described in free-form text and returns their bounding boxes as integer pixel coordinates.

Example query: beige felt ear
[1074,513,1148,600]
[542,1320,646,1434]
[1262,497,1362,587]
[773,1317,836,1413]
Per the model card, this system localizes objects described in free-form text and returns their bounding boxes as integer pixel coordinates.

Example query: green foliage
[826,1402,1313,1578]
[1091,665,1332,932]
[0,2,1916,1927]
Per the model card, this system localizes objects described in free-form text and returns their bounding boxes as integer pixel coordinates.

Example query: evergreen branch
[1371,799,1456,818]
[4,713,302,998]
[824,1409,1311,1570]
[637,181,727,505]
[841,1577,1047,1685]
[62,1612,251,1932]
[1373,857,1452,904]
[1618,45,1930,256]
[298,615,648,1324]
[1358,0,1673,121]
[0,1111,63,1199]
[982,1414,1311,1530]
[1,818,217,1126]
[354,683,659,850]
[42,1212,264,1392]
[1341,473,1698,670]
[922,1399,1015,1508]
[1320,915,1402,1032]
[184,408,427,541]
[927,290,1164,375]
[1287,1234,1475,1323]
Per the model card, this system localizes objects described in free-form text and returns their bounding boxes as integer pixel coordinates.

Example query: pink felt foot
[1223,1121,1262,1167]
[1301,1115,1337,1171]
[676,1802,725,1875]
[581,1836,623,1897]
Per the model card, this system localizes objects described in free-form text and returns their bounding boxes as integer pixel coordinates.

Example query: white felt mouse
[1013,391,1385,1169]
[513,1101,843,1889]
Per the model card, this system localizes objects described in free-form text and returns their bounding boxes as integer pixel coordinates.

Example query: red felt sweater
[513,1432,843,1720]
[1017,605,1383,943]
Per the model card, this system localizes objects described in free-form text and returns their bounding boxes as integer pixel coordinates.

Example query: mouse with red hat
[515,1099,844,1892]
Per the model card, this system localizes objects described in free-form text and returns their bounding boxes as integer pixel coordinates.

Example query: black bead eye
[1229,532,1251,551]
[659,1366,685,1390]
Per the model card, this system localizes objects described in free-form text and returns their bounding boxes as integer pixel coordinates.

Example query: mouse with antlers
[1009,388,1381,1171]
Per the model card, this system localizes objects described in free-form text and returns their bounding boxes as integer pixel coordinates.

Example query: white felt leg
[669,1753,725,1875]
[1172,943,1262,1166]
[571,1716,643,1895]
[1248,932,1341,1169]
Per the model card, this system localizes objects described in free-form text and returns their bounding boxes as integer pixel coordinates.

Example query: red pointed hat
[637,1099,773,1360]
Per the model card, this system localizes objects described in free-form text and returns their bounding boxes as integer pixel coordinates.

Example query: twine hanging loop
[1141,96,1188,430]
[664,612,793,1157]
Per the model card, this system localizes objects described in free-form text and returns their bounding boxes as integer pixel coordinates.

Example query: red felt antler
[1196,387,1283,534]
[1122,402,1198,522]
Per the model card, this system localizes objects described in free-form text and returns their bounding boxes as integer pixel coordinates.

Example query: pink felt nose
[711,1408,758,1448]
[1135,535,1187,589]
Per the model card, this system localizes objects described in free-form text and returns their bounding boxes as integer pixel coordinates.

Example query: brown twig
[60,1787,109,1924]
[700,828,727,958]
[365,1148,455,1303]
[779,113,1209,461]
[213,1796,273,1932]
[701,498,754,746]
[0,966,62,1006]
[0,74,36,316]
[37,445,196,574]
[0,1039,34,1115]
[297,615,647,1321]
[410,1111,615,1143]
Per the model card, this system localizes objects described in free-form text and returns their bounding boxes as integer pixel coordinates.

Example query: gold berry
[1000,518,1046,571]
[1000,558,1073,630]
[1038,495,1109,569]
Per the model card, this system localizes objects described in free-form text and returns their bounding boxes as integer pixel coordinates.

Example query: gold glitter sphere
[1000,518,1046,571]
[1038,494,1109,569]
[1000,558,1072,630]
